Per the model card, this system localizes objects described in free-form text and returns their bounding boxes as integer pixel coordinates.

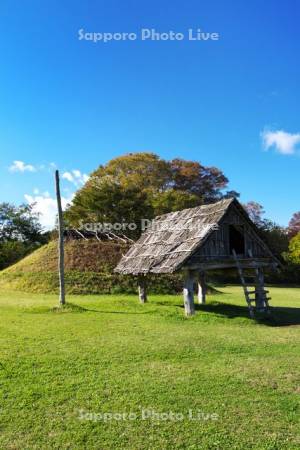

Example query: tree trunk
[55,170,65,306]
[183,270,195,316]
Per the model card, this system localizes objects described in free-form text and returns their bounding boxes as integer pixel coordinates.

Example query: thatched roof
[115,198,247,275]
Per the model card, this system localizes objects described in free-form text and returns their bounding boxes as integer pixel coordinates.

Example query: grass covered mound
[0,239,133,294]
[1,239,128,273]
[0,239,186,295]
[0,286,299,449]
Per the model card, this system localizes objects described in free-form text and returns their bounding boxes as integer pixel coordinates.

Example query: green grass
[0,286,299,449]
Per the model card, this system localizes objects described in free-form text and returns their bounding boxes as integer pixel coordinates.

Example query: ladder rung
[247,296,271,302]
[247,290,269,295]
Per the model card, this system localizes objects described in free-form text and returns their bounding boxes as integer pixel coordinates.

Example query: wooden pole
[55,170,65,306]
[255,267,265,312]
[138,276,147,303]
[197,271,206,304]
[183,270,195,316]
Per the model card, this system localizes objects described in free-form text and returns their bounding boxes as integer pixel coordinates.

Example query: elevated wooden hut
[115,198,279,317]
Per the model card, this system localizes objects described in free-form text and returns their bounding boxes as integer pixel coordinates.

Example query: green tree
[95,152,172,192]
[0,203,45,243]
[151,190,200,216]
[65,152,231,237]
[288,232,300,264]
[0,202,47,270]
[65,178,153,238]
[260,220,289,259]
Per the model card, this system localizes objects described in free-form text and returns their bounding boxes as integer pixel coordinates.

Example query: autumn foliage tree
[288,212,300,238]
[65,152,232,237]
[243,201,289,259]
[243,201,265,227]
[170,158,228,201]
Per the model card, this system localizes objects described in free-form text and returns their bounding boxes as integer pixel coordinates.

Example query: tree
[288,232,300,264]
[65,152,231,238]
[260,220,289,259]
[243,201,265,227]
[0,202,43,242]
[0,241,35,270]
[94,152,172,192]
[288,212,300,239]
[0,202,47,270]
[243,201,289,259]
[65,178,153,238]
[151,190,200,216]
[223,190,240,199]
[170,158,228,202]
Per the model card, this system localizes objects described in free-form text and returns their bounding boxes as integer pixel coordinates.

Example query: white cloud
[24,192,74,230]
[62,171,74,183]
[62,169,89,186]
[10,162,89,229]
[9,160,37,172]
[72,169,81,178]
[261,129,300,155]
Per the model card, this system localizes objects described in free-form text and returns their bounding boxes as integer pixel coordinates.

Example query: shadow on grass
[25,299,300,326]
[51,302,89,313]
[24,302,160,315]
[24,302,96,314]
[50,303,156,315]
[194,301,300,327]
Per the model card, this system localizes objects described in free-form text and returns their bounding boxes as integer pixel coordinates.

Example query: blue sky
[0,0,299,229]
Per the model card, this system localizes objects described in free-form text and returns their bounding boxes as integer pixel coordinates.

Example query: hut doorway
[229,225,245,256]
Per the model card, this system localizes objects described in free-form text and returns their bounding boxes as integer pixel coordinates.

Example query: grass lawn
[0,286,299,449]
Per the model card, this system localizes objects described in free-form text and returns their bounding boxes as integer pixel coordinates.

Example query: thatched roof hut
[115,198,277,274]
[115,198,279,317]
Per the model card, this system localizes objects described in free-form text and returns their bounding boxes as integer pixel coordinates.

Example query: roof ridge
[154,197,235,221]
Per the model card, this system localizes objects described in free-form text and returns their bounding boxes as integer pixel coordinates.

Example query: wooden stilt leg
[255,267,265,312]
[183,270,195,316]
[138,276,147,303]
[198,271,206,304]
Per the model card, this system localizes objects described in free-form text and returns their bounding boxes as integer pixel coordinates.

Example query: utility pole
[55,170,65,306]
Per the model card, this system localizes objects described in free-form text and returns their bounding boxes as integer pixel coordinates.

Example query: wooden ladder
[232,249,271,318]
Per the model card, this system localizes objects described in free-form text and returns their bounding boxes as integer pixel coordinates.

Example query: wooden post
[55,170,65,306]
[197,271,206,304]
[183,270,195,316]
[255,267,265,312]
[138,276,147,303]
